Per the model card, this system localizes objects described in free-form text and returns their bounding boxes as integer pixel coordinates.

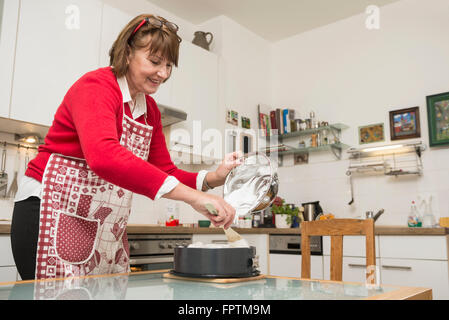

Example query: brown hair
[109,14,181,79]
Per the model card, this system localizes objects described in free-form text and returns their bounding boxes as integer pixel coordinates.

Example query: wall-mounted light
[361,144,404,153]
[348,141,426,158]
[14,133,42,145]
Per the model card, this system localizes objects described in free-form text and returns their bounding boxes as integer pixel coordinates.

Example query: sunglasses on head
[131,16,180,38]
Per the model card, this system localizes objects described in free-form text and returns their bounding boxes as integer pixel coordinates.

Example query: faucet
[365,209,385,222]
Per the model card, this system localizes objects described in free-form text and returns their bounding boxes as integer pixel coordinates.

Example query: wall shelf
[260,122,349,165]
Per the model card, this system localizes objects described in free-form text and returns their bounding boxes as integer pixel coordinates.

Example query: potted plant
[271,197,300,228]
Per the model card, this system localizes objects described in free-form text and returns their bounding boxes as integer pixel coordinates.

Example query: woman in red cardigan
[10,14,240,280]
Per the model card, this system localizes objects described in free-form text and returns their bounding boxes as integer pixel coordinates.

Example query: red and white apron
[35,104,152,280]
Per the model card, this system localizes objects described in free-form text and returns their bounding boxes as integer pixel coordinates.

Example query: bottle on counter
[422,196,436,228]
[407,201,422,227]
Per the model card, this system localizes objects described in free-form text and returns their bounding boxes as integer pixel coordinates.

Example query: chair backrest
[301,219,376,284]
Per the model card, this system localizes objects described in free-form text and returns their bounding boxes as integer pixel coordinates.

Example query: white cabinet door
[323,256,382,284]
[169,42,220,163]
[0,0,20,118]
[0,266,17,282]
[269,254,323,279]
[0,236,17,283]
[379,235,447,260]
[380,258,449,300]
[10,0,103,126]
[0,236,14,266]
[322,235,380,257]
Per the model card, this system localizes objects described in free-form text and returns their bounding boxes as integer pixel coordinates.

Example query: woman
[10,14,239,281]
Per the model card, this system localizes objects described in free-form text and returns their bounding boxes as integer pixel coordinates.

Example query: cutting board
[162,272,265,283]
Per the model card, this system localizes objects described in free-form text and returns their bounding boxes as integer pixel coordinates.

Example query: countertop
[0,270,432,300]
[0,222,448,235]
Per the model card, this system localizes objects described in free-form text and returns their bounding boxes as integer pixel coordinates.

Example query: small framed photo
[226,110,238,126]
[294,152,309,165]
[389,106,421,140]
[241,116,251,129]
[427,91,449,147]
[358,123,385,145]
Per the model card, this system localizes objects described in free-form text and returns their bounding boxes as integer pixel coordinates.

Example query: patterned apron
[35,103,152,280]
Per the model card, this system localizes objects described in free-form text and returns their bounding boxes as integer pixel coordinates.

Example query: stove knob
[167,243,174,249]
[182,242,189,247]
[159,242,167,249]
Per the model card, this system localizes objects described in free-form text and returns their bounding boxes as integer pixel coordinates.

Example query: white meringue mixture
[187,239,250,249]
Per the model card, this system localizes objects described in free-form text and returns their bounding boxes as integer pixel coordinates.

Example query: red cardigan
[26,67,197,200]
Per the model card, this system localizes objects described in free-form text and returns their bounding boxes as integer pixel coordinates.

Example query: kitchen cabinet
[379,235,449,300]
[323,234,449,299]
[0,0,20,118]
[380,258,448,300]
[269,253,323,279]
[10,0,103,126]
[323,256,382,284]
[192,233,268,275]
[0,235,18,282]
[322,235,381,257]
[169,42,220,163]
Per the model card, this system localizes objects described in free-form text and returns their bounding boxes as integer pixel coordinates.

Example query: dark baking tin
[172,246,260,278]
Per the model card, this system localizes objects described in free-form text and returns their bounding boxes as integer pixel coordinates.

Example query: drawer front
[0,266,17,283]
[323,256,381,283]
[380,258,449,300]
[379,235,448,260]
[269,254,323,279]
[0,236,14,266]
[323,236,380,257]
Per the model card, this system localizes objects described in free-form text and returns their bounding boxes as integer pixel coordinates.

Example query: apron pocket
[55,212,99,264]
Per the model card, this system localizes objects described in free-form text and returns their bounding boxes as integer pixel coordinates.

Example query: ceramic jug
[192,31,213,51]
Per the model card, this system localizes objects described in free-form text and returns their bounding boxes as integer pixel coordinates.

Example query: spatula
[205,203,243,243]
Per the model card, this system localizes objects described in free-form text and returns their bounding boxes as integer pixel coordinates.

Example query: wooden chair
[301,218,376,284]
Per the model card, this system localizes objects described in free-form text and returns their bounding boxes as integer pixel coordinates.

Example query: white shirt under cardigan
[14,76,208,202]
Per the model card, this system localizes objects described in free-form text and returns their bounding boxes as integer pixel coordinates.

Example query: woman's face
[126,36,173,98]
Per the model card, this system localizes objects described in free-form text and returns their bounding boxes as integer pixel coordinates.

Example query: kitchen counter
[0,270,431,300]
[0,223,448,235]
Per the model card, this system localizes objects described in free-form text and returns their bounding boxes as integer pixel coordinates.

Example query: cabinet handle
[174,141,193,148]
[381,265,412,271]
[347,264,366,268]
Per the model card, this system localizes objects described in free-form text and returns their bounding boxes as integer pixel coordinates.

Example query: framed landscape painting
[389,106,421,140]
[427,91,449,147]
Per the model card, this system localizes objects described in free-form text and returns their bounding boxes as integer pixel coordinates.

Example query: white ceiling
[147,0,401,42]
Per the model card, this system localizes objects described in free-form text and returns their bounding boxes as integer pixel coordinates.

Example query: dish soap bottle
[408,201,422,227]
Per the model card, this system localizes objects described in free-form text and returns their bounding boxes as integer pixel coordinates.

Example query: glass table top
[0,271,397,300]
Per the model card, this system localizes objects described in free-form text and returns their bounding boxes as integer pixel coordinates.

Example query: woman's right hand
[188,192,236,229]
[162,183,236,229]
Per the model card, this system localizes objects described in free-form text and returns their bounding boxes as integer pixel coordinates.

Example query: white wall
[270,0,449,225]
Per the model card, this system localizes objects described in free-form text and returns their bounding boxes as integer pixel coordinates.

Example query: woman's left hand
[214,151,243,183]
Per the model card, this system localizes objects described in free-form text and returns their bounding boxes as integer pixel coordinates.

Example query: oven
[269,234,322,255]
[269,234,322,278]
[128,234,193,272]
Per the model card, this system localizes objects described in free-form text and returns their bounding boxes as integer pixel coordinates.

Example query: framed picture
[294,152,309,165]
[241,116,251,129]
[226,110,238,126]
[389,106,421,140]
[427,91,449,147]
[358,123,385,144]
